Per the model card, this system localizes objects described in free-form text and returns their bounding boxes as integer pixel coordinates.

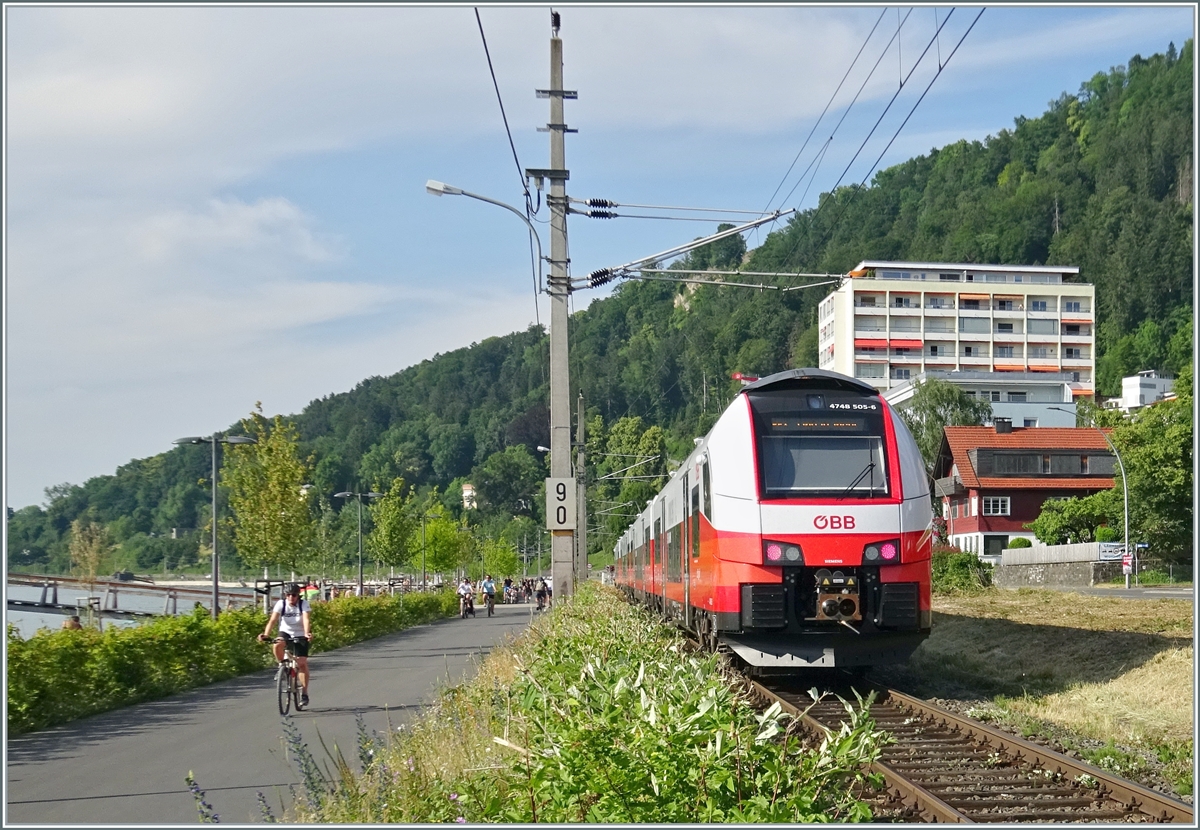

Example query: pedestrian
[61,615,82,630]
[302,577,320,603]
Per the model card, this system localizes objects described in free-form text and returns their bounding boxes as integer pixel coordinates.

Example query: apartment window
[982,497,1011,516]
[996,300,1014,311]
[1031,300,1048,312]
[997,322,1014,333]
[929,345,940,357]
[1065,300,1082,313]
[893,296,913,308]
[1081,456,1090,474]
[996,346,1015,358]
[1029,319,1058,335]
[892,368,911,380]
[927,297,949,308]
[962,299,980,310]
[1024,418,1039,428]
[1063,324,1081,336]
[1029,347,1050,358]
[1065,347,1082,359]
[960,317,989,334]
[893,348,910,357]
[1007,391,1027,402]
[951,501,959,518]
[857,296,877,307]
[984,391,1001,402]
[939,273,961,281]
[1070,372,1081,382]
[855,363,885,378]
[1042,455,1052,474]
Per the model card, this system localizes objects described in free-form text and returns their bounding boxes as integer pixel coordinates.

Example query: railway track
[751,678,1192,823]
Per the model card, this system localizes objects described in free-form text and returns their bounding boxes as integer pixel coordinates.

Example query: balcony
[959,356,991,367]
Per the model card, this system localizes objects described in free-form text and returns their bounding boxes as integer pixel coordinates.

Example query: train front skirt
[722,630,927,670]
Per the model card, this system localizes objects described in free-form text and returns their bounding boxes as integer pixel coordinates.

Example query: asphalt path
[7,601,536,825]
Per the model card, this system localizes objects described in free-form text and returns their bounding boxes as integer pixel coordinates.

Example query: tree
[1116,361,1193,561]
[222,405,316,576]
[898,379,993,470]
[1027,489,1121,545]
[367,478,418,568]
[422,507,470,577]
[68,518,109,593]
[480,536,521,580]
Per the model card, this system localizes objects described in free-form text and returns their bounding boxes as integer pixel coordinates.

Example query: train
[612,368,932,673]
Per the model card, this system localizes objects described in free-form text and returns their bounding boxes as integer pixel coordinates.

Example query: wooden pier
[7,572,257,624]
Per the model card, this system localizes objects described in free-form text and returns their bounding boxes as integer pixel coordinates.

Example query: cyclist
[258,583,313,707]
[481,574,497,616]
[456,577,475,618]
[535,577,548,611]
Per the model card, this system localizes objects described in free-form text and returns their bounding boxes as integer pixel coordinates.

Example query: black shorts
[278,632,310,657]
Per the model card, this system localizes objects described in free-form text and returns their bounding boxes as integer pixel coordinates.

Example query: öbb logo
[814,515,855,530]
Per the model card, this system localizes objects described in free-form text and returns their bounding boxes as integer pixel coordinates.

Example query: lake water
[5,582,259,639]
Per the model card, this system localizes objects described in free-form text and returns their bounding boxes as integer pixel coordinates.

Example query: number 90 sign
[545,478,576,530]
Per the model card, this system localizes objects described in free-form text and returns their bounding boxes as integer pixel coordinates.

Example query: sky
[4,3,1195,510]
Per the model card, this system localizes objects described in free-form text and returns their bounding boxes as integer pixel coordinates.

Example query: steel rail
[882,687,1194,824]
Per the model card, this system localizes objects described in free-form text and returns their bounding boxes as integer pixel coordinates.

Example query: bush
[6,590,459,734]
[1007,537,1033,548]
[1094,526,1120,543]
[932,550,993,594]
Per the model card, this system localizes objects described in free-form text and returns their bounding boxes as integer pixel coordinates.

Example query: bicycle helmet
[285,582,303,597]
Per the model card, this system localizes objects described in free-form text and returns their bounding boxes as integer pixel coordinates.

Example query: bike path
[6,602,535,825]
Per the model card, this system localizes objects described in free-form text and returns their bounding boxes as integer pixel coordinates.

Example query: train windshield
[748,388,890,499]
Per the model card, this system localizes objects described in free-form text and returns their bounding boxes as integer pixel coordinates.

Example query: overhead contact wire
[763,7,888,214]
[475,7,541,325]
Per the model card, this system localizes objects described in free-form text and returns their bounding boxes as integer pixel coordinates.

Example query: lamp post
[425,180,544,291]
[334,491,383,597]
[173,432,257,618]
[1050,406,1131,586]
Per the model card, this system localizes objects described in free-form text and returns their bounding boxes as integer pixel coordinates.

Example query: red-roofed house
[932,421,1117,557]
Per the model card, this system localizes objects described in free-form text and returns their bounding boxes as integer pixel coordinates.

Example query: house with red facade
[932,420,1117,558]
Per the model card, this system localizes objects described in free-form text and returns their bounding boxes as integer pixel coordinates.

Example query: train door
[682,470,691,628]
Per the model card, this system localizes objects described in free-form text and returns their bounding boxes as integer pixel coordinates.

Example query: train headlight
[863,538,901,564]
[763,540,804,565]
[821,598,840,617]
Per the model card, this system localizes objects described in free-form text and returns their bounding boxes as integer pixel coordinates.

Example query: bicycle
[484,591,496,617]
[268,637,308,715]
[459,594,475,619]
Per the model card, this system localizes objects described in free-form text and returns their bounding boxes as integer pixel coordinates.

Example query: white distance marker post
[545,478,577,530]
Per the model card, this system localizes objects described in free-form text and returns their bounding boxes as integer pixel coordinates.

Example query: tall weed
[295,583,885,823]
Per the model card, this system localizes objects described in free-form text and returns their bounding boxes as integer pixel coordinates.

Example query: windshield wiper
[838,462,875,500]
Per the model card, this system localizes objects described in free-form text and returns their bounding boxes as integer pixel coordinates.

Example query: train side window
[701,459,712,521]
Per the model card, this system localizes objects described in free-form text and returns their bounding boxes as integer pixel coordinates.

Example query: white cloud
[134,197,342,264]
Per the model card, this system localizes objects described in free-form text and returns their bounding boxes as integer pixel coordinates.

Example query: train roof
[740,368,879,396]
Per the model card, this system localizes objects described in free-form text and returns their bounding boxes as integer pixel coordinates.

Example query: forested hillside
[8,41,1192,574]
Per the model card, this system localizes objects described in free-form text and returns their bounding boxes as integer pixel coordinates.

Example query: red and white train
[613,368,932,672]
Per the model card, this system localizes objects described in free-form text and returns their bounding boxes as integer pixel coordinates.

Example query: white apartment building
[818,260,1095,398]
[883,370,1077,428]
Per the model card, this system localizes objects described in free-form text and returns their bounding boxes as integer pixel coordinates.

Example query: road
[7,602,535,825]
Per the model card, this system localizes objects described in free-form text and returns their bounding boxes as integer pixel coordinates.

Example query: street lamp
[1050,406,1131,586]
[425,180,544,293]
[173,432,257,618]
[334,490,383,597]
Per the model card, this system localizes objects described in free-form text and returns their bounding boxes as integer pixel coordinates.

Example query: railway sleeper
[944,797,1109,810]
[967,809,1134,822]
